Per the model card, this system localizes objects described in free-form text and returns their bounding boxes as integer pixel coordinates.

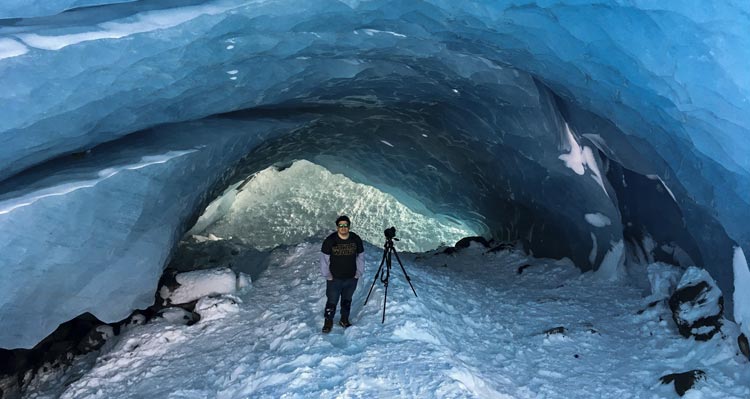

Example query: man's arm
[320,253,332,280]
[355,252,365,279]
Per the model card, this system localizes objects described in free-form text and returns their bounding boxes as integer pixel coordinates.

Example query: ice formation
[189,160,475,252]
[0,0,748,348]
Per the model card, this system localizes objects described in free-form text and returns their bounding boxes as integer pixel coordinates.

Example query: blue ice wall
[0,0,748,348]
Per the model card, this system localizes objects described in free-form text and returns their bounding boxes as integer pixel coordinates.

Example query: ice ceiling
[0,0,748,349]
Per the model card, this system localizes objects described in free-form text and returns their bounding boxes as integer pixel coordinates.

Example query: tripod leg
[391,247,418,297]
[364,248,388,306]
[381,249,394,323]
[381,276,389,323]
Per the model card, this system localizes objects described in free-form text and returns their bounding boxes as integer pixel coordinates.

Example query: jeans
[324,278,358,321]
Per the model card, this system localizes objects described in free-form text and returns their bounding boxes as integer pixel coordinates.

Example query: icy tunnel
[0,0,748,350]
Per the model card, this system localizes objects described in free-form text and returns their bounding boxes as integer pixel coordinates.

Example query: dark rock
[454,236,490,249]
[441,247,457,255]
[0,374,21,399]
[517,264,532,274]
[659,369,705,396]
[488,241,515,253]
[442,238,489,255]
[738,333,750,360]
[76,326,112,353]
[0,305,164,398]
[668,267,723,341]
[544,326,566,335]
[157,268,181,305]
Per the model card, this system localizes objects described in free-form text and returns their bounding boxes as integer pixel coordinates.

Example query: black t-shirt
[321,232,364,278]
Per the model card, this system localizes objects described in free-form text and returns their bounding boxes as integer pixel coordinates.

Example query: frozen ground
[23,242,750,398]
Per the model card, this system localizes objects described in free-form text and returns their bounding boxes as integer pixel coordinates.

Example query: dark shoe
[339,318,352,328]
[322,319,333,333]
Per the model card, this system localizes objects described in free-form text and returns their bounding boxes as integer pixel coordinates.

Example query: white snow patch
[559,123,609,197]
[446,368,513,398]
[392,321,441,345]
[194,295,241,321]
[0,38,28,59]
[160,267,242,305]
[594,240,626,281]
[158,307,195,324]
[584,213,611,227]
[647,262,683,300]
[192,233,223,243]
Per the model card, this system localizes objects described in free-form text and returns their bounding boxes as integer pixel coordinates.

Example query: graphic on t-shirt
[332,242,358,257]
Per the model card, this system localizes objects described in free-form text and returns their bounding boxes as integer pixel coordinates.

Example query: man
[320,215,365,333]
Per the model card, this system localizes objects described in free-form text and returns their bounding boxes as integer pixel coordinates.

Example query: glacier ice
[189,159,476,252]
[0,0,748,348]
[0,118,295,348]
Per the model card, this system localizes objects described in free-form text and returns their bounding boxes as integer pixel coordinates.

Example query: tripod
[364,234,418,323]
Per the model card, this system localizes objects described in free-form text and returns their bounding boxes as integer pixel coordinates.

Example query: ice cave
[0,0,748,370]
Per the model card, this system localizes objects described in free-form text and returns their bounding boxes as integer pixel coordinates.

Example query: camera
[384,226,396,240]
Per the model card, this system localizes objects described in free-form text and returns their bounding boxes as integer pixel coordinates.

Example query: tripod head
[384,226,399,247]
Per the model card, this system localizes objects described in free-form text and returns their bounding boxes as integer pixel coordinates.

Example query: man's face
[337,221,350,236]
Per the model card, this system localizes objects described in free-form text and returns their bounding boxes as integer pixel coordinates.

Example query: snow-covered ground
[23,241,750,398]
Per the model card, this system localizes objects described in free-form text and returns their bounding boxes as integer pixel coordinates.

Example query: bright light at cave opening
[188,160,476,252]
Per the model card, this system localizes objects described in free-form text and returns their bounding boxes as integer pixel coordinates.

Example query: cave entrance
[185,159,478,253]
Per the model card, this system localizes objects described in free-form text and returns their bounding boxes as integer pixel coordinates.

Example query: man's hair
[336,215,351,226]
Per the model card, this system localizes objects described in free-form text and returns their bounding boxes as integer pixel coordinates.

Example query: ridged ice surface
[0,0,748,348]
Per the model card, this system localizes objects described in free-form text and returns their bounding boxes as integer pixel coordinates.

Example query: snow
[594,240,626,281]
[584,212,611,228]
[0,38,27,60]
[160,268,245,305]
[647,262,683,300]
[23,243,750,398]
[558,123,608,197]
[675,267,723,324]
